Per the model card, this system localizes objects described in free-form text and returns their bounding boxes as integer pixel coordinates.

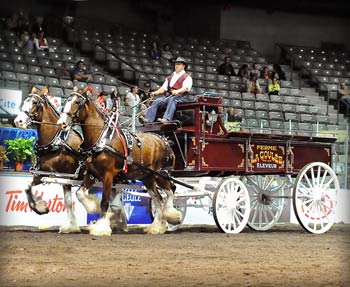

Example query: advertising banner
[0,89,22,116]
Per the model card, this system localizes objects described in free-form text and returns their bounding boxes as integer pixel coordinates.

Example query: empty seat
[282,104,296,113]
[45,77,60,87]
[270,120,284,132]
[242,93,255,101]
[245,109,256,118]
[300,114,316,123]
[268,103,282,111]
[28,65,42,75]
[298,122,313,135]
[256,93,269,102]
[228,91,241,99]
[284,112,300,122]
[270,95,284,103]
[231,99,242,108]
[255,101,269,111]
[93,75,105,84]
[283,96,297,105]
[205,73,217,81]
[2,71,17,81]
[297,97,312,105]
[255,110,268,119]
[39,58,52,67]
[242,100,255,109]
[49,87,64,97]
[315,115,329,124]
[0,61,13,71]
[60,79,74,89]
[284,121,299,134]
[42,68,56,77]
[30,75,45,85]
[269,111,284,121]
[102,85,117,94]
[308,106,321,114]
[16,73,30,83]
[296,105,309,113]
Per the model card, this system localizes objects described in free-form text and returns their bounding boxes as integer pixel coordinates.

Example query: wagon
[138,94,339,234]
[39,93,339,235]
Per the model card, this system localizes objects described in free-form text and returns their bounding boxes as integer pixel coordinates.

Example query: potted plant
[4,137,36,171]
[0,145,9,170]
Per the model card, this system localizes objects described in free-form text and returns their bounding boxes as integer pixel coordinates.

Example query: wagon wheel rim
[213,177,250,234]
[293,162,339,234]
[246,175,285,231]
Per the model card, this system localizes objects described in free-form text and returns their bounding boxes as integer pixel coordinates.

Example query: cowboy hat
[174,56,187,65]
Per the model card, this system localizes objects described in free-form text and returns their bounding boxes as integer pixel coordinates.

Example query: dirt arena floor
[0,224,349,287]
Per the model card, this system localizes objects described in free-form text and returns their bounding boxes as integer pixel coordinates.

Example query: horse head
[15,87,49,129]
[57,86,92,131]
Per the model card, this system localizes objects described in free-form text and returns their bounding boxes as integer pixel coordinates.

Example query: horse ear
[39,87,48,96]
[31,86,37,94]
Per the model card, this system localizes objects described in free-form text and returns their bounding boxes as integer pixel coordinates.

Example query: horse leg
[143,179,167,234]
[157,175,182,225]
[161,188,182,225]
[59,184,81,233]
[109,188,128,232]
[24,175,49,215]
[87,175,113,236]
[75,174,101,214]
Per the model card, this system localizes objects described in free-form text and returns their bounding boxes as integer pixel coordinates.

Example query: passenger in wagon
[144,56,193,123]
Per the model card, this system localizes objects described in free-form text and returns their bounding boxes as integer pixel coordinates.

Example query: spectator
[97,91,113,113]
[268,78,281,95]
[246,74,262,94]
[338,82,350,118]
[161,44,174,62]
[24,32,36,50]
[32,16,46,35]
[226,107,242,132]
[218,56,235,76]
[271,64,286,81]
[16,31,29,48]
[140,82,152,107]
[149,41,162,60]
[34,31,49,51]
[70,60,92,83]
[260,66,270,80]
[237,64,249,88]
[144,56,193,123]
[250,63,260,78]
[125,85,148,123]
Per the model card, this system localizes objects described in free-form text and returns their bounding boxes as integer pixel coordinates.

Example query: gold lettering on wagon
[251,145,285,169]
[201,157,209,167]
[324,147,330,157]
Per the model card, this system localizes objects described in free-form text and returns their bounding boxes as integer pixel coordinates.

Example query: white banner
[0,89,22,116]
[0,174,87,226]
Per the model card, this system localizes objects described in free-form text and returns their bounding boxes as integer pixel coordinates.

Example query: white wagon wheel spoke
[213,177,250,234]
[246,175,285,231]
[293,162,339,234]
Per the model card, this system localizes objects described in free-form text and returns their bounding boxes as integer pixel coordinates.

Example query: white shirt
[125,92,140,108]
[161,70,193,92]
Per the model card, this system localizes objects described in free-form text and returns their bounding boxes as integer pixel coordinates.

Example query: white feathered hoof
[164,207,182,225]
[87,218,112,236]
[35,200,49,214]
[59,224,81,234]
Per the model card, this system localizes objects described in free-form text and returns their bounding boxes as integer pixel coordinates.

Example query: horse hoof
[164,208,182,225]
[35,200,49,214]
[59,224,81,234]
[87,218,112,236]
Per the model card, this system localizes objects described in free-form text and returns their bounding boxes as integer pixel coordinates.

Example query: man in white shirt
[144,57,193,123]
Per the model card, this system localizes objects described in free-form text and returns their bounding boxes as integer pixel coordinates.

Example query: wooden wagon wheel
[293,162,339,234]
[245,175,285,231]
[213,177,250,234]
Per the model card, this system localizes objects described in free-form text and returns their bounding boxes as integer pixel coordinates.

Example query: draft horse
[14,87,104,233]
[57,87,182,236]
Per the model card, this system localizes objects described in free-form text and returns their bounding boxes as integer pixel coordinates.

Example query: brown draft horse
[14,87,104,233]
[57,87,182,236]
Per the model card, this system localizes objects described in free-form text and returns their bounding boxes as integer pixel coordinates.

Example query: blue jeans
[145,95,189,122]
